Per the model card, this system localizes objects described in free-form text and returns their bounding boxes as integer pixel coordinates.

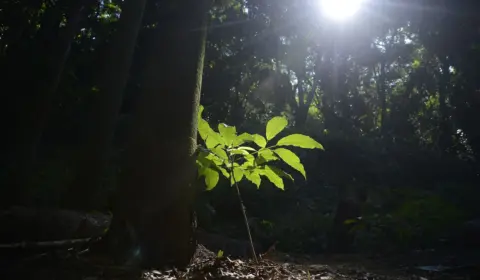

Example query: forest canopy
[0,0,479,271]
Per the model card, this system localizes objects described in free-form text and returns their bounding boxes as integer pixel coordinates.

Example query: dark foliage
[1,0,480,272]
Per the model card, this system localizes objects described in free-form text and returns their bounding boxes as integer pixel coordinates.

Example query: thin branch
[229,156,258,263]
[0,237,96,249]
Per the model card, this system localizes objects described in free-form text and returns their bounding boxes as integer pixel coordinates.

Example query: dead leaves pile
[2,245,475,279]
[142,245,413,280]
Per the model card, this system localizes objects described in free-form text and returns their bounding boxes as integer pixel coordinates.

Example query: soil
[0,244,478,279]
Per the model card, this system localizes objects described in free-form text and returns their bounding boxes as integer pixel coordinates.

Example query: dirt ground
[0,245,478,279]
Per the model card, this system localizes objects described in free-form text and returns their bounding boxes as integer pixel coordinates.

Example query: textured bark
[66,0,148,210]
[108,0,210,268]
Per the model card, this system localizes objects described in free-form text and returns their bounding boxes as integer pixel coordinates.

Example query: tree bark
[66,0,148,210]
[108,0,210,268]
[295,60,320,129]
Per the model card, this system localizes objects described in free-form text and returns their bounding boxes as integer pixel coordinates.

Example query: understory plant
[196,105,324,261]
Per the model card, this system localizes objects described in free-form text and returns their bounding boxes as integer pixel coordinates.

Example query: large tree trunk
[108,0,210,268]
[66,0,148,210]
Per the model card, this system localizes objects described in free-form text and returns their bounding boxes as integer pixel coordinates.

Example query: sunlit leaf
[269,166,294,181]
[253,134,267,148]
[203,167,219,190]
[228,148,250,155]
[206,153,223,165]
[412,59,421,69]
[242,154,255,167]
[199,118,224,149]
[198,105,204,120]
[266,116,288,140]
[276,134,324,150]
[237,146,257,151]
[230,167,244,185]
[215,165,230,178]
[233,133,255,146]
[198,118,211,141]
[218,123,237,146]
[206,135,223,149]
[274,148,306,178]
[212,147,228,161]
[256,149,278,165]
[260,166,284,190]
[245,170,261,188]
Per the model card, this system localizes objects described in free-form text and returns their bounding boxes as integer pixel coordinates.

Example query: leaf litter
[1,244,478,279]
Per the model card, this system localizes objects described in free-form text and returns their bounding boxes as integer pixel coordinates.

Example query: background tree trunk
[2,0,86,205]
[108,0,210,268]
[66,0,148,210]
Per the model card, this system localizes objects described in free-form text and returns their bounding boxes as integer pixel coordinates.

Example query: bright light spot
[319,0,365,21]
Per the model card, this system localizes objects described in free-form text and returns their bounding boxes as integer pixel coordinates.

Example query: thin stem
[229,157,258,263]
[248,144,278,156]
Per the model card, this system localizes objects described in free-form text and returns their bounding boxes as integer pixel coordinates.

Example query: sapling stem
[229,156,258,263]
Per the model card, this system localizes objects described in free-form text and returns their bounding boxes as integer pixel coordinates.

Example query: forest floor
[0,244,479,280]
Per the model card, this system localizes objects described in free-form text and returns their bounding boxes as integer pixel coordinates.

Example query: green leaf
[237,146,257,152]
[212,147,228,161]
[197,105,224,148]
[206,135,223,149]
[266,116,288,140]
[228,148,250,155]
[199,118,224,149]
[218,124,237,146]
[245,170,261,188]
[196,151,211,166]
[260,166,284,190]
[206,153,223,165]
[217,250,224,258]
[253,134,267,148]
[233,133,255,146]
[242,154,255,167]
[215,165,230,178]
[276,134,324,150]
[230,167,244,185]
[198,118,211,141]
[269,166,294,181]
[256,149,278,165]
[203,167,219,190]
[274,148,306,178]
[198,105,204,120]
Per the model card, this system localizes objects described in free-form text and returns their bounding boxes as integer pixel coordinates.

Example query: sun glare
[319,0,365,21]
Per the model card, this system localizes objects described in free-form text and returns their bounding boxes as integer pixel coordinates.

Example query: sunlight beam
[318,0,365,21]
